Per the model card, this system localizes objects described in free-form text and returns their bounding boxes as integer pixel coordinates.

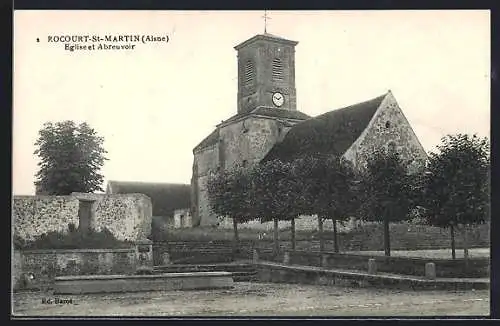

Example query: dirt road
[12,282,490,317]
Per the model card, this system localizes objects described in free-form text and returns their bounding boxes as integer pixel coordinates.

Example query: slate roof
[234,33,298,50]
[263,93,388,162]
[223,107,310,125]
[107,181,191,217]
[193,129,219,153]
[193,108,310,152]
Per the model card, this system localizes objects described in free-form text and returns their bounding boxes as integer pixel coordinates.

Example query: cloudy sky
[13,10,490,195]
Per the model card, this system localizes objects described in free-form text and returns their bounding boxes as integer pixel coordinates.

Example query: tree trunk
[233,218,239,241]
[463,225,469,270]
[274,218,279,258]
[318,215,324,253]
[232,218,239,256]
[291,217,296,251]
[332,217,339,253]
[383,218,391,257]
[450,224,456,260]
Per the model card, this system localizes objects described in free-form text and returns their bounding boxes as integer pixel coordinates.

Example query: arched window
[272,58,284,81]
[244,60,255,86]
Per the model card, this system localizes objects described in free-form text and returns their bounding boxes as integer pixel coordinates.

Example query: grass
[154,221,488,241]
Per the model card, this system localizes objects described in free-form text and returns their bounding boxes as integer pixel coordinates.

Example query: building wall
[343,92,428,173]
[191,144,219,226]
[174,208,192,228]
[192,116,298,227]
[13,193,153,242]
[219,116,286,169]
[237,39,297,113]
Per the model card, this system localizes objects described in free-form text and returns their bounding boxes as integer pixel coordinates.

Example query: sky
[13,10,490,195]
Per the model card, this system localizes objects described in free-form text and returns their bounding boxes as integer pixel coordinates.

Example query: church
[191,32,428,228]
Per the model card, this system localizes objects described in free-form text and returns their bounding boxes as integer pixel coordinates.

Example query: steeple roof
[234,33,298,50]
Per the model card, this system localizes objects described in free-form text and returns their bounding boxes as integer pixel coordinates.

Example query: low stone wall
[252,262,489,291]
[281,250,490,278]
[13,248,136,291]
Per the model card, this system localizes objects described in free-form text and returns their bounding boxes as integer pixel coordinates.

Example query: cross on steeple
[262,10,271,33]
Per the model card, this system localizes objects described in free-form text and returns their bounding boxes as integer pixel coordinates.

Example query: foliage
[422,134,490,228]
[206,164,258,224]
[16,225,133,250]
[358,150,415,223]
[290,154,360,252]
[34,121,108,195]
[357,150,416,256]
[301,155,359,221]
[253,159,306,222]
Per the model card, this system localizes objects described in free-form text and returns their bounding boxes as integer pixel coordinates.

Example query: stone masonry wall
[13,196,79,242]
[13,193,152,242]
[220,116,284,169]
[344,92,428,173]
[193,116,299,227]
[13,248,136,291]
[192,144,219,226]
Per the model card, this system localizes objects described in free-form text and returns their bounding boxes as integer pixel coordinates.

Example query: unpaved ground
[12,282,489,317]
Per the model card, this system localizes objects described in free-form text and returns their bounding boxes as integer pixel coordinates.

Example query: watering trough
[53,271,234,294]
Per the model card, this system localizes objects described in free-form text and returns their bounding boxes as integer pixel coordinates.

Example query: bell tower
[234,33,298,114]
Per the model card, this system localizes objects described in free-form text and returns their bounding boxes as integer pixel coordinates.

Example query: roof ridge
[319,93,387,118]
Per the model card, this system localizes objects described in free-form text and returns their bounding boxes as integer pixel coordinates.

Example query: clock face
[272,92,284,107]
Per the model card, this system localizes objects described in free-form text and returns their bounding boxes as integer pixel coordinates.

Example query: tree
[206,165,256,251]
[253,159,304,256]
[321,157,359,253]
[34,121,108,195]
[357,150,415,256]
[292,155,359,253]
[421,134,490,260]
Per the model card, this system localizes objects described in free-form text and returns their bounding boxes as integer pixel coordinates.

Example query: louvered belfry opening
[272,58,284,81]
[244,60,255,86]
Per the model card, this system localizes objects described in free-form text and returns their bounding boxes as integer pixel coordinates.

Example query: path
[12,282,489,317]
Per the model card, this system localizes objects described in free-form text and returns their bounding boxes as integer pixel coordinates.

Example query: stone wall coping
[21,248,135,254]
[13,195,74,199]
[287,250,489,263]
[71,192,152,201]
[253,261,490,284]
[55,271,232,281]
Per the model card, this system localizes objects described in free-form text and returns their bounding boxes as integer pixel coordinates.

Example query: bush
[17,225,133,250]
